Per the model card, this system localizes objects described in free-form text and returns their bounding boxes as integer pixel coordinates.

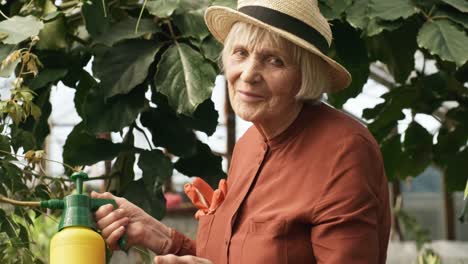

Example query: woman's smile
[237,90,265,103]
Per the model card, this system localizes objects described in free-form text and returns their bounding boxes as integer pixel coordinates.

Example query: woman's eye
[233,49,248,58]
[268,57,284,66]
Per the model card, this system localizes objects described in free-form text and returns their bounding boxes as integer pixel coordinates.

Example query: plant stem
[0,196,40,207]
[134,124,154,150]
[135,0,149,34]
[0,9,10,20]
[0,150,77,172]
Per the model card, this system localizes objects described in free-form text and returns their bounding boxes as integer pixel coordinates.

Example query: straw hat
[204,0,352,92]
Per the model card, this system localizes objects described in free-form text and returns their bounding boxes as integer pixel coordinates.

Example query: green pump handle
[40,172,128,251]
[91,199,129,251]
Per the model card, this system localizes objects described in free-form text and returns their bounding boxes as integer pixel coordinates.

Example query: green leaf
[36,13,68,50]
[0,16,44,45]
[175,140,225,188]
[367,20,419,83]
[0,209,18,238]
[146,0,180,18]
[328,22,369,107]
[441,0,468,13]
[180,98,219,136]
[319,0,353,20]
[140,106,197,156]
[201,36,223,62]
[369,0,418,21]
[446,148,468,192]
[111,133,136,191]
[81,83,149,133]
[211,0,236,8]
[346,0,370,30]
[121,179,166,220]
[155,43,216,115]
[173,10,210,40]
[18,224,29,246]
[417,19,468,67]
[380,135,405,181]
[364,86,419,141]
[28,68,68,90]
[10,128,36,152]
[138,150,173,195]
[93,40,161,99]
[0,135,10,152]
[63,123,123,166]
[402,122,433,177]
[434,9,468,29]
[93,17,160,47]
[82,0,110,38]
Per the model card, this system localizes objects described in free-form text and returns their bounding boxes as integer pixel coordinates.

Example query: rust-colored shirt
[171,102,391,263]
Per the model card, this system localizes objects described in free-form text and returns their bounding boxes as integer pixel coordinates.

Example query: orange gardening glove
[184,177,227,220]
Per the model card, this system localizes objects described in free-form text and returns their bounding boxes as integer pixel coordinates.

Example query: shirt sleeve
[310,134,384,263]
[167,229,197,256]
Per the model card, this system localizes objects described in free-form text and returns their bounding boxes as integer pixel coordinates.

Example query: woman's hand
[91,191,173,253]
[154,255,213,264]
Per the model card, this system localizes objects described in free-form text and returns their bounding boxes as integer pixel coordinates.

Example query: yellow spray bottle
[40,172,127,264]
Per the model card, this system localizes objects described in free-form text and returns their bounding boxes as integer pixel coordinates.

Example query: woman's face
[224,39,302,125]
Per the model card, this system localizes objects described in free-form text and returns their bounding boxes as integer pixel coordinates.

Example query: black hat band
[238,5,329,54]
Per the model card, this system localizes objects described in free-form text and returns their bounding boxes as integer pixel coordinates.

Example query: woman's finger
[94,204,115,220]
[106,226,126,250]
[101,216,129,239]
[96,208,126,230]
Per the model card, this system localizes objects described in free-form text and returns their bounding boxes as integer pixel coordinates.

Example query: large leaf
[146,0,180,18]
[138,150,173,195]
[63,123,123,166]
[363,86,419,141]
[434,9,468,29]
[36,13,68,50]
[380,135,406,181]
[140,107,197,157]
[81,82,149,133]
[446,148,468,192]
[82,0,110,38]
[180,98,219,136]
[441,0,468,13]
[319,0,353,20]
[328,22,369,108]
[93,40,161,99]
[367,20,419,83]
[402,122,433,177]
[369,0,418,21]
[93,17,160,47]
[122,179,166,220]
[211,0,236,8]
[200,36,223,62]
[111,132,136,191]
[173,10,210,40]
[0,16,44,45]
[346,0,370,30]
[154,43,216,115]
[174,140,225,188]
[28,68,68,90]
[417,19,468,67]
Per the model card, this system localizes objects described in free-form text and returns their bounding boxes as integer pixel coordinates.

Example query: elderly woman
[92,0,391,263]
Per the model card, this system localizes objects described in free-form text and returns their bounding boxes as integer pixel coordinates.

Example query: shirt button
[225,239,229,245]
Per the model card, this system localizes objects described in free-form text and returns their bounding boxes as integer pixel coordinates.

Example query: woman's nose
[240,59,262,83]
